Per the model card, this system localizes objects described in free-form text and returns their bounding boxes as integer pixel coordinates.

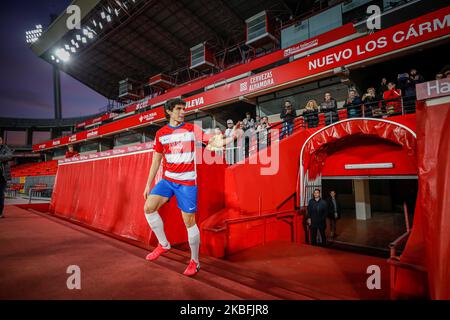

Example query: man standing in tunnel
[306,189,328,246]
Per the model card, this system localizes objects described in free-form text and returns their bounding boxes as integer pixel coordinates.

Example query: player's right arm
[143,152,163,200]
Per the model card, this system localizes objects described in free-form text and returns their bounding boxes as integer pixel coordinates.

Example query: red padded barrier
[50,150,226,247]
[394,99,450,299]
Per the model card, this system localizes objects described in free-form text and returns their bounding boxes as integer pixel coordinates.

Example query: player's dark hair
[165,98,186,119]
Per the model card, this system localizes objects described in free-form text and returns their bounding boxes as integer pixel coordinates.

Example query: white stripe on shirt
[164,170,196,181]
[159,132,195,145]
[165,152,195,164]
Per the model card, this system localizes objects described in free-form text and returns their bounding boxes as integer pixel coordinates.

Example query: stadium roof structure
[31,0,314,100]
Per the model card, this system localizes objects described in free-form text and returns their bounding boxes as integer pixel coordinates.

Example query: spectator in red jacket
[383,82,402,115]
[65,145,79,159]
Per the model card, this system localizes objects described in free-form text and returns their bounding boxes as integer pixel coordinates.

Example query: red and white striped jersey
[153,122,207,186]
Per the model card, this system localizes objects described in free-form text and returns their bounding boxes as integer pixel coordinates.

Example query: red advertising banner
[181,6,450,112]
[34,7,450,151]
[58,142,154,164]
[34,107,165,151]
[416,78,450,100]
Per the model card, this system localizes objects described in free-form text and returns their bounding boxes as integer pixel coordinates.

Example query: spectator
[242,112,255,132]
[280,100,296,139]
[403,69,425,113]
[303,99,319,128]
[362,87,382,117]
[306,189,328,247]
[320,92,338,125]
[224,119,235,164]
[327,190,341,241]
[378,78,388,99]
[436,73,444,80]
[0,137,13,219]
[445,70,450,79]
[343,89,363,118]
[255,115,261,128]
[408,69,425,90]
[256,116,269,149]
[65,145,79,159]
[224,119,234,138]
[383,82,402,115]
[233,121,245,163]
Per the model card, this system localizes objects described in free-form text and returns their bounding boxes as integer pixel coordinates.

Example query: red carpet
[0,205,390,300]
[0,206,238,300]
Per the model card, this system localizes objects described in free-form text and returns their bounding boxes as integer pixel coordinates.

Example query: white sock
[187,224,200,264]
[145,212,170,249]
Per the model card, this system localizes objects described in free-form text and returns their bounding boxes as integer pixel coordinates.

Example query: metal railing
[222,96,417,165]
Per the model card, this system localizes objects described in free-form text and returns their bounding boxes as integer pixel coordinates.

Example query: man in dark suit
[306,189,328,246]
[327,190,341,240]
[0,136,13,218]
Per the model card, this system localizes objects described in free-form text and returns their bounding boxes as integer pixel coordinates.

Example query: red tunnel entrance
[299,118,417,255]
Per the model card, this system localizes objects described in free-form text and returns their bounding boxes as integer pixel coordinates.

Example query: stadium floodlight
[55,48,70,62]
[25,24,43,44]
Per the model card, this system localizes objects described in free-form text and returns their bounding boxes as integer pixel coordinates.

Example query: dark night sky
[0,1,107,119]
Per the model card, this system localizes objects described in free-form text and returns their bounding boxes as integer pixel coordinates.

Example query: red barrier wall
[50,150,226,247]
[394,99,450,299]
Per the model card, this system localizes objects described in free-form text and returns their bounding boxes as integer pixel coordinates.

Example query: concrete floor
[331,210,407,250]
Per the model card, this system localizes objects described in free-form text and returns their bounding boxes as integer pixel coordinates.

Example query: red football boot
[183,259,200,276]
[145,244,170,261]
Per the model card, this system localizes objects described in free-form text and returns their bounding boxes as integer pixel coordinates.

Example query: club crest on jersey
[170,142,184,153]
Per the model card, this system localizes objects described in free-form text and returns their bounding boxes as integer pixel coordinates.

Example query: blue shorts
[150,179,198,214]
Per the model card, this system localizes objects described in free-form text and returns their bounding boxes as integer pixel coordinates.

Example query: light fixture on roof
[81,37,87,43]
[76,34,81,41]
[106,15,112,22]
[50,55,55,60]
[25,24,43,44]
[82,28,88,35]
[114,8,120,16]
[56,59,60,63]
[64,44,70,50]
[92,19,97,27]
[87,32,94,39]
[74,42,79,48]
[71,39,76,45]
[70,47,76,53]
[55,48,70,62]
[99,22,103,29]
[100,11,106,19]
[107,6,112,14]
